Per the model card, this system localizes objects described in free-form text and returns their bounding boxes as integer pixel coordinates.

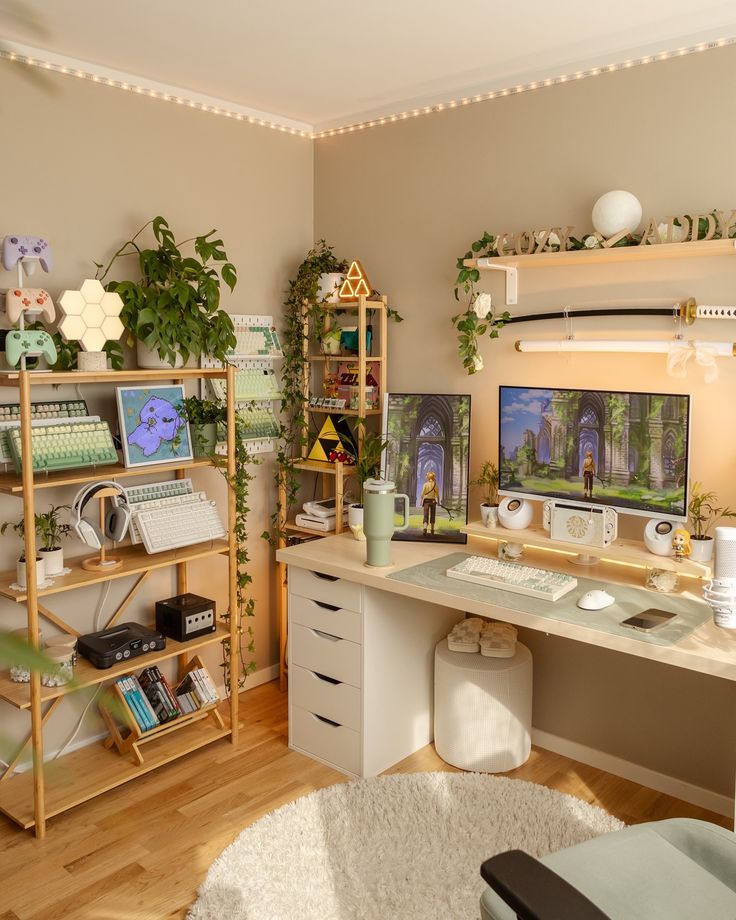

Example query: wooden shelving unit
[0,366,240,838]
[276,294,390,690]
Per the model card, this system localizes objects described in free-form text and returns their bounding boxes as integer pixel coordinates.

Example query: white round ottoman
[434,638,532,772]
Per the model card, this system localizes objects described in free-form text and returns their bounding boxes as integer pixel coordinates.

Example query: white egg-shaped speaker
[498,497,533,530]
[644,518,675,556]
[591,190,643,238]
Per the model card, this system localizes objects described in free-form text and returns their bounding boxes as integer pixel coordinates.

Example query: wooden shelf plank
[293,459,357,476]
[284,521,335,537]
[463,238,736,270]
[0,715,231,828]
[462,520,712,578]
[0,539,229,602]
[0,624,230,710]
[0,457,215,495]
[0,367,227,388]
[308,355,383,362]
[307,407,381,416]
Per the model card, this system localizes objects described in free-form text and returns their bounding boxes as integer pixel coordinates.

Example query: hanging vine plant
[452,231,510,375]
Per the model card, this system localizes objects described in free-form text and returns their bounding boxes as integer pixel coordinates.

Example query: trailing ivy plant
[452,231,510,374]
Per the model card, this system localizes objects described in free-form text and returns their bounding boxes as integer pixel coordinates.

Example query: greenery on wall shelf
[95,216,237,367]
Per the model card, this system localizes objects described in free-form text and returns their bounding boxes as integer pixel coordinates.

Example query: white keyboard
[123,478,209,545]
[135,499,227,553]
[446,555,577,602]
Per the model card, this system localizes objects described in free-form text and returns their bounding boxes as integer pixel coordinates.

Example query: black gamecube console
[155,592,216,642]
[78,622,166,669]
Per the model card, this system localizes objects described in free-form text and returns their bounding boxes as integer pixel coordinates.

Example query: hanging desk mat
[387,552,710,647]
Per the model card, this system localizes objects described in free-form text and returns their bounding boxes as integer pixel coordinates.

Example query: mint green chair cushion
[480,818,736,920]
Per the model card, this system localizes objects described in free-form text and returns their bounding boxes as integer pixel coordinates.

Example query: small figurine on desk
[582,450,596,500]
[421,470,439,536]
[672,528,691,560]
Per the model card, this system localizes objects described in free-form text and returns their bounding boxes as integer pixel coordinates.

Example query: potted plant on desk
[687,481,736,563]
[471,461,500,527]
[348,424,390,540]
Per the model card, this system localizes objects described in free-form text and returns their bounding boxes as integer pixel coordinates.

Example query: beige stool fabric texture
[434,638,532,772]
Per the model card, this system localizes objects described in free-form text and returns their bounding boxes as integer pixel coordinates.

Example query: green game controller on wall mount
[5,329,57,368]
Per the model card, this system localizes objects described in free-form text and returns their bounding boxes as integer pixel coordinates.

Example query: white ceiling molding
[0,40,313,137]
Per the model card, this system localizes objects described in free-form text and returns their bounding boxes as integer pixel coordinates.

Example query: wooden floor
[0,679,729,920]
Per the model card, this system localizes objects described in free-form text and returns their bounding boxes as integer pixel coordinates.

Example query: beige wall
[314,45,736,797]
[0,61,313,756]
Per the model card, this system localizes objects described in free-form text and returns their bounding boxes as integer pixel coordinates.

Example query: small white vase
[480,503,499,528]
[17,555,46,588]
[689,537,714,563]
[348,504,365,541]
[39,547,64,576]
[136,340,187,369]
[317,273,344,303]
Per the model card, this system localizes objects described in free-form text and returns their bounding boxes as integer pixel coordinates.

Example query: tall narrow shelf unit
[276,294,389,689]
[0,366,239,838]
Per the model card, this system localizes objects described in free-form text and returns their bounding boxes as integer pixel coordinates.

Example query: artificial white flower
[534,230,561,249]
[584,235,599,249]
[473,292,492,318]
[471,353,484,373]
[657,221,688,243]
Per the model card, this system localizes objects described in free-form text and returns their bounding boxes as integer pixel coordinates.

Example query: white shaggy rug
[188,772,624,920]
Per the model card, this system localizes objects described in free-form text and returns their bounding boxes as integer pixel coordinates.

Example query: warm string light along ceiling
[0,36,734,139]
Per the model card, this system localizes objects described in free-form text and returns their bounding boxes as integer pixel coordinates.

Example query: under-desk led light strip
[1,37,734,138]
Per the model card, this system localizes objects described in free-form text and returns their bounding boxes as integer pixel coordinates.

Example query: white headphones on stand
[70,481,131,550]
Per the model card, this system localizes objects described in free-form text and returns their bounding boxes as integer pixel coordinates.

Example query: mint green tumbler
[363,478,410,567]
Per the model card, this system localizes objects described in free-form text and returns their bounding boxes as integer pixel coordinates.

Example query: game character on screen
[421,470,439,536]
[582,450,596,499]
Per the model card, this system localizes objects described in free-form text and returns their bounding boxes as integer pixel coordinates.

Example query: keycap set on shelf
[446,555,578,602]
[119,478,202,544]
[135,498,227,553]
[229,324,283,357]
[209,367,281,403]
[238,405,280,440]
[0,400,91,465]
[7,420,118,473]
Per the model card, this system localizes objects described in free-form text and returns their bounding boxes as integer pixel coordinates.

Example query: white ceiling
[2,0,736,130]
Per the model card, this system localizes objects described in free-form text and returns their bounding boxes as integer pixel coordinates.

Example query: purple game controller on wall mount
[2,235,53,272]
[5,330,57,368]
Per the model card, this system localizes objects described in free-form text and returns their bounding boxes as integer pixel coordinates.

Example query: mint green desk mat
[387,552,710,647]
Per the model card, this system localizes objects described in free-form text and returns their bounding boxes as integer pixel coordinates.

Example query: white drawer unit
[290,665,361,731]
[290,705,361,776]
[290,594,362,643]
[289,566,362,612]
[290,623,361,688]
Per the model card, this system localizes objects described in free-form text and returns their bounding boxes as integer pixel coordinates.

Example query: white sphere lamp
[591,190,643,238]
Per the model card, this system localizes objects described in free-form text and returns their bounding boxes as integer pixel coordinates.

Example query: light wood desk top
[277,534,736,683]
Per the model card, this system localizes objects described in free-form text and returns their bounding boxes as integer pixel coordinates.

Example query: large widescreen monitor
[498,386,690,521]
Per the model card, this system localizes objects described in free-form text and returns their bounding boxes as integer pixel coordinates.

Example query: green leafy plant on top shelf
[95,216,237,366]
[688,481,736,541]
[1,504,72,555]
[349,419,389,507]
[452,232,510,374]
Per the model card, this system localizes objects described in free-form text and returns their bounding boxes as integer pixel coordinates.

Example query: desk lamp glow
[58,280,124,371]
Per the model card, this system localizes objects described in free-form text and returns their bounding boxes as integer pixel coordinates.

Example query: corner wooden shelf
[0,366,240,838]
[307,407,382,416]
[308,354,384,362]
[292,458,358,476]
[462,520,712,579]
[0,624,230,710]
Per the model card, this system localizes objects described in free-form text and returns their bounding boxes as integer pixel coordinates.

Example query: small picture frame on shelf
[309,396,319,407]
[116,384,193,468]
[315,397,325,408]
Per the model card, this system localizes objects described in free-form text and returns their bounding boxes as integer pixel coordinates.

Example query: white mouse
[577,589,615,611]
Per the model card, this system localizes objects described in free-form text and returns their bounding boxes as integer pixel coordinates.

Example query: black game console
[155,592,216,642]
[78,622,166,669]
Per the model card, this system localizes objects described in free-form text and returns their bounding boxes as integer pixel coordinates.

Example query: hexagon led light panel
[58,279,124,352]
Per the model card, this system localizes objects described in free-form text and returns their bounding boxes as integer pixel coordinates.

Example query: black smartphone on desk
[621,609,677,632]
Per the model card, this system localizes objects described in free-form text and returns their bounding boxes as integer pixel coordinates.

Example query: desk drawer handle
[310,628,341,643]
[312,671,342,685]
[314,600,340,612]
[312,571,339,582]
[313,713,341,728]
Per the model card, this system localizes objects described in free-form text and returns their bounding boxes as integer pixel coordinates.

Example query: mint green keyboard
[230,324,283,357]
[210,368,281,402]
[8,421,118,473]
[238,406,280,440]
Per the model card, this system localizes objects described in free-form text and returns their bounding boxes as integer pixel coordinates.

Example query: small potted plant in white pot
[179,395,224,457]
[36,505,73,576]
[471,461,500,527]
[687,481,736,563]
[348,423,389,540]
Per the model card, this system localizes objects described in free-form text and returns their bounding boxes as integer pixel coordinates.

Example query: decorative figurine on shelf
[323,372,339,400]
[582,450,596,500]
[672,528,692,560]
[421,470,440,536]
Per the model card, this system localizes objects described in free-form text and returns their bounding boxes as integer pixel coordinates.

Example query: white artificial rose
[657,221,688,243]
[584,235,599,249]
[471,353,484,373]
[547,231,561,248]
[473,292,492,318]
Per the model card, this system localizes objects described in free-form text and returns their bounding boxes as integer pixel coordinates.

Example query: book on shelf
[139,665,183,723]
[175,667,219,709]
[117,676,158,732]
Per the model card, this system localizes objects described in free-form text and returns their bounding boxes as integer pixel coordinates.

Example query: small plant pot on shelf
[16,555,46,588]
[317,272,344,303]
[191,423,218,457]
[689,536,714,563]
[39,547,64,576]
[136,340,187,369]
[348,503,365,540]
[480,503,499,528]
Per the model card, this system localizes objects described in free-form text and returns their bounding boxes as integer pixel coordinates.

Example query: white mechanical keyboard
[122,478,209,544]
[446,555,577,602]
[230,324,283,357]
[135,499,226,553]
